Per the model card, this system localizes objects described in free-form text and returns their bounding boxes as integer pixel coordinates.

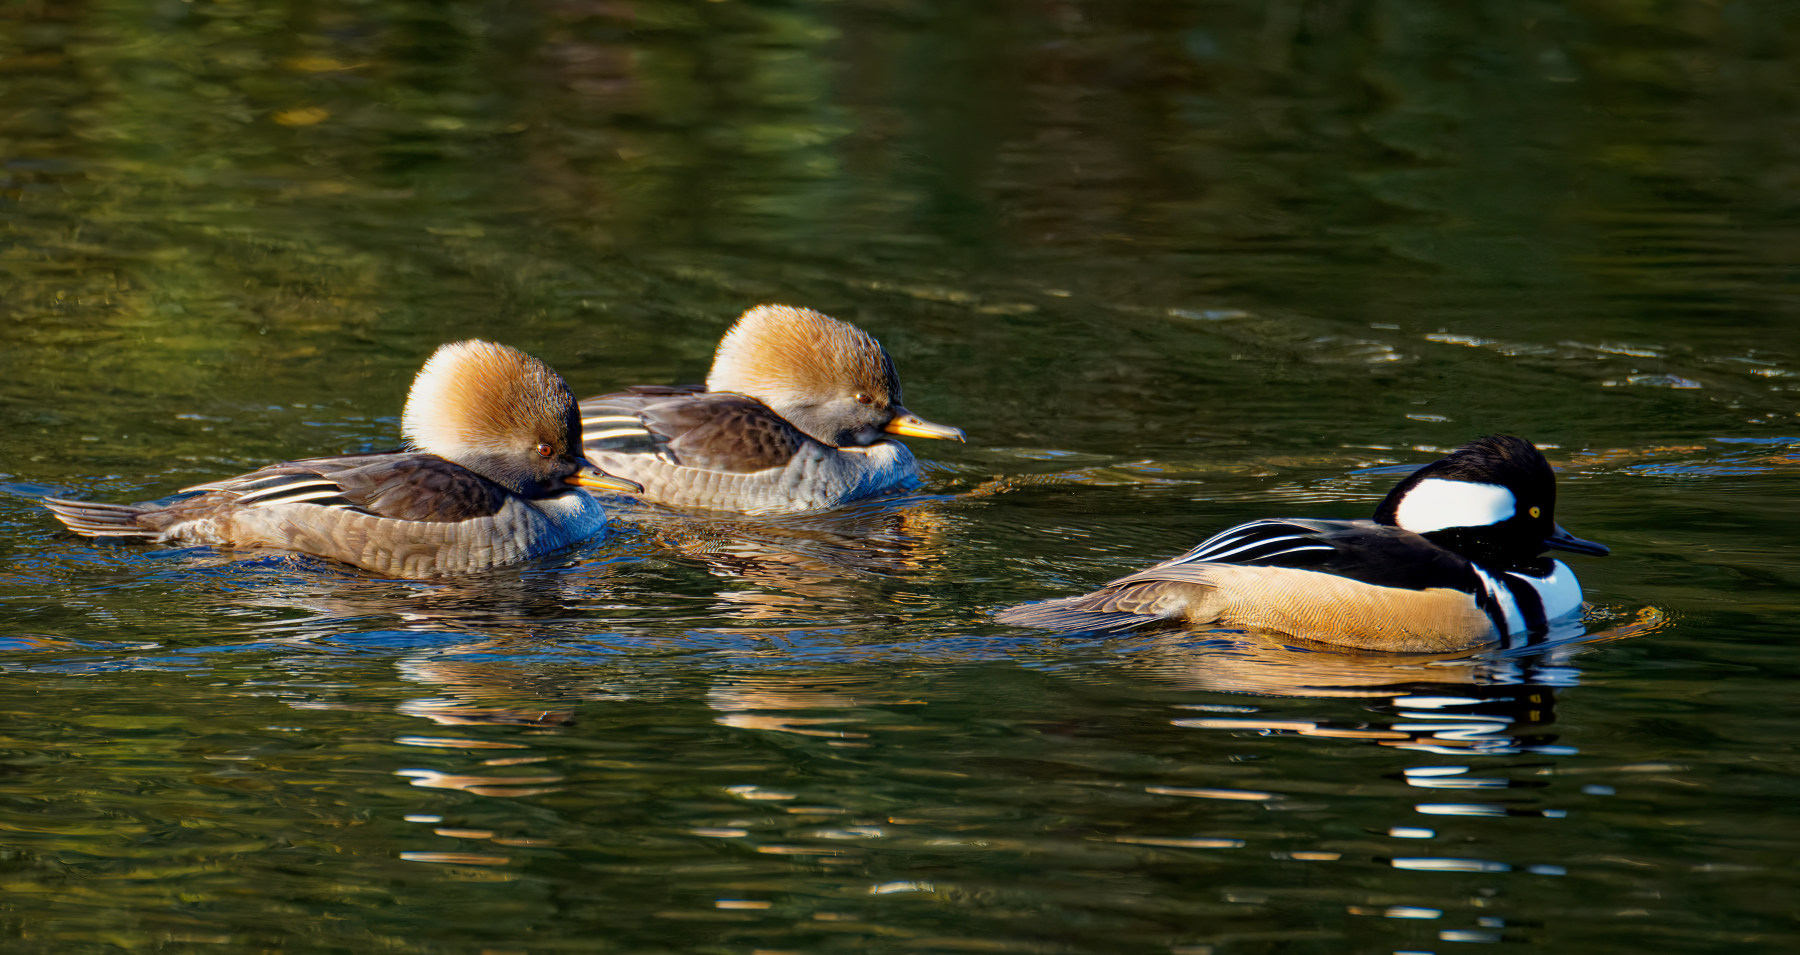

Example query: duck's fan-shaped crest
[1372,434,1554,530]
[706,305,902,406]
[403,340,577,459]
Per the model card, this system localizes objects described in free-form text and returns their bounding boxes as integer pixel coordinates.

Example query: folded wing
[178,454,510,523]
[997,518,1492,651]
[580,388,807,473]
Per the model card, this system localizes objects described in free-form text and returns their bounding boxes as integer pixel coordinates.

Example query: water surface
[4,2,1800,953]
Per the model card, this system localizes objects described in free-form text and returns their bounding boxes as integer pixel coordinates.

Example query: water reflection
[615,495,962,621]
[158,494,965,656]
[0,586,1724,955]
[7,0,1800,950]
[1149,608,1666,756]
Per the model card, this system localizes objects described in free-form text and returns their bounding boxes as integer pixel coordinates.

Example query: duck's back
[997,518,1506,652]
[44,453,607,578]
[579,388,917,515]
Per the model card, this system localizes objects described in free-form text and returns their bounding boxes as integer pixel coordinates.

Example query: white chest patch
[1470,565,1524,634]
[1511,560,1583,621]
[1395,479,1516,534]
[536,489,607,533]
[1474,560,1585,635]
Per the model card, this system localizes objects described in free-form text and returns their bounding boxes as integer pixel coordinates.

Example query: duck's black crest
[1372,434,1555,527]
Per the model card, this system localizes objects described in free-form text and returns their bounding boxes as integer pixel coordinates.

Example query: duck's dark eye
[535,443,554,458]
[854,393,874,405]
[1528,506,1542,519]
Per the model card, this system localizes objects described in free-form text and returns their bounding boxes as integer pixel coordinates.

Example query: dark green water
[4,1,1800,952]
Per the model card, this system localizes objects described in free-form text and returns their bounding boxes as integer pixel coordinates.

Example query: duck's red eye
[535,443,554,458]
[855,393,874,405]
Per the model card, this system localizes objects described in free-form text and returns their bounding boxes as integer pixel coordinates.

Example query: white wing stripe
[587,427,652,440]
[181,473,290,494]
[1171,521,1319,565]
[1171,533,1254,563]
[1185,520,1289,551]
[232,479,343,504]
[581,415,643,426]
[1166,535,1252,564]
[1256,545,1337,560]
[247,488,350,508]
[1198,536,1312,562]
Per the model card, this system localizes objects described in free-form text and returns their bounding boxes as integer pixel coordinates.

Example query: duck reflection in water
[705,673,911,741]
[215,497,958,728]
[1142,607,1665,756]
[610,495,959,622]
[196,545,643,640]
[390,655,644,728]
[201,487,956,647]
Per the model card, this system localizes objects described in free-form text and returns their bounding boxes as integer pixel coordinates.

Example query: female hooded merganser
[577,305,965,516]
[997,435,1610,653]
[43,340,642,578]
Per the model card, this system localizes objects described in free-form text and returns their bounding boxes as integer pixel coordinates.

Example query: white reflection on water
[1392,857,1511,872]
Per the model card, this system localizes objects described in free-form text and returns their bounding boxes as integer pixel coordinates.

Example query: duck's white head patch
[1394,478,1516,534]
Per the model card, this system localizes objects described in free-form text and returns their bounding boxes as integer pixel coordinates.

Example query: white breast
[1511,560,1583,622]
[1472,560,1585,635]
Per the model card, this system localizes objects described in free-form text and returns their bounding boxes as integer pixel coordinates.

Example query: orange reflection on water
[398,698,575,727]
[715,713,869,738]
[724,785,795,801]
[754,845,853,856]
[706,675,906,739]
[395,768,564,797]
[708,675,878,711]
[1146,786,1278,801]
[1114,836,1245,849]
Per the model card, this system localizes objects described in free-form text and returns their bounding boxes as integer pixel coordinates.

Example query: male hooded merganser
[997,435,1610,653]
[43,340,641,578]
[577,305,965,515]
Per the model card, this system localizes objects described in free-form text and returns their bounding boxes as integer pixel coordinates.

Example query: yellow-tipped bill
[566,462,643,494]
[884,408,965,443]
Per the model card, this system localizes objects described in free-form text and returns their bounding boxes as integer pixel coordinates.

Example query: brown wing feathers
[580,391,806,474]
[328,457,510,522]
[45,453,512,541]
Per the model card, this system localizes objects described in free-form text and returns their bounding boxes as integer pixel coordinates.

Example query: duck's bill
[1544,523,1609,556]
[884,408,966,443]
[566,464,643,494]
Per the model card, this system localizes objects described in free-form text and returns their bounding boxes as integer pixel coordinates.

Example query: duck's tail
[993,595,1162,634]
[42,498,159,538]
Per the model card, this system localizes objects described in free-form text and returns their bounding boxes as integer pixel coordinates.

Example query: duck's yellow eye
[535,443,554,458]
[854,393,874,405]
[1529,506,1542,519]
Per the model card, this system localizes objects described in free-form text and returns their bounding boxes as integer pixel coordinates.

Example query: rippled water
[5,1,1800,953]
